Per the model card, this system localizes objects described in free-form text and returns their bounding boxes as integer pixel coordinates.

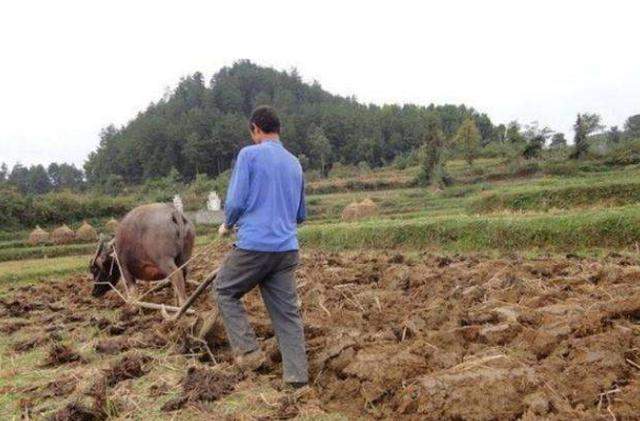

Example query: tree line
[3,60,639,196]
[0,162,84,195]
[83,60,499,189]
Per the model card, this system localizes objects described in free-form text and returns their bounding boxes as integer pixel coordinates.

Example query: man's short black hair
[250,106,280,134]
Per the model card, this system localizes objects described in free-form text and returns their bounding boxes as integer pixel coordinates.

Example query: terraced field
[1,161,639,418]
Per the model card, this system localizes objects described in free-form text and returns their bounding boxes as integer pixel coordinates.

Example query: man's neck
[256,135,280,144]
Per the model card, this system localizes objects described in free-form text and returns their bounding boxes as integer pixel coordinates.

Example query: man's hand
[218,223,231,238]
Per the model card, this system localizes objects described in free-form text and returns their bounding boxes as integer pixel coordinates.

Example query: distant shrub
[541,160,580,176]
[479,142,513,158]
[357,161,372,175]
[0,188,135,230]
[329,163,359,179]
[304,170,323,183]
[507,160,540,177]
[603,139,640,166]
[182,173,216,211]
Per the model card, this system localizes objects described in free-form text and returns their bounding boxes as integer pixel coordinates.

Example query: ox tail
[170,207,188,243]
[170,206,193,273]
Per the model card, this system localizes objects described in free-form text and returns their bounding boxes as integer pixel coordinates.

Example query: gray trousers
[213,247,308,384]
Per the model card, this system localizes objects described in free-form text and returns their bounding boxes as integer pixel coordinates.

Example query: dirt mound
[13,332,60,352]
[94,337,131,354]
[51,224,75,244]
[44,344,83,366]
[76,221,98,242]
[49,402,102,421]
[43,376,78,398]
[103,353,152,387]
[161,366,243,411]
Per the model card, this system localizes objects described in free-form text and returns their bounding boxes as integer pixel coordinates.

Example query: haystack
[52,224,75,245]
[76,221,98,242]
[359,198,378,218]
[28,226,50,245]
[341,202,361,221]
[105,218,119,234]
[341,198,379,221]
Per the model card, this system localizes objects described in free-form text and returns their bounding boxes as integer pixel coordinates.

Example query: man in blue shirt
[215,106,308,388]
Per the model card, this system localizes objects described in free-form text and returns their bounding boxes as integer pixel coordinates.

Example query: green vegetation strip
[469,181,640,213]
[0,243,96,263]
[0,255,90,284]
[299,205,640,251]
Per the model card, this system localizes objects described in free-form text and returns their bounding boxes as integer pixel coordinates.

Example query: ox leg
[121,268,138,302]
[160,261,187,306]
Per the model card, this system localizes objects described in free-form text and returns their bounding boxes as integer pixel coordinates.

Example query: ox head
[89,236,120,297]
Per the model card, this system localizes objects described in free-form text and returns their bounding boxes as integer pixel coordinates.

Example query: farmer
[215,105,308,388]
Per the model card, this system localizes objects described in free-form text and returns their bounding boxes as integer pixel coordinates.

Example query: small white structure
[183,190,224,225]
[173,194,184,213]
[207,191,221,211]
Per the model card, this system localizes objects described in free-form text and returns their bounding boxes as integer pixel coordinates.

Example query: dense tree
[455,118,481,166]
[28,165,53,194]
[493,124,507,143]
[0,162,7,184]
[48,163,84,191]
[8,164,30,194]
[625,114,640,140]
[307,125,332,176]
[506,121,525,144]
[607,126,621,144]
[550,133,567,148]
[84,60,498,187]
[571,113,602,159]
[522,122,553,159]
[418,115,448,188]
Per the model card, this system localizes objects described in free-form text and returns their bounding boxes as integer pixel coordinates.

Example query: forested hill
[84,60,496,186]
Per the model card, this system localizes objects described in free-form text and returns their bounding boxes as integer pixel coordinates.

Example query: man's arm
[224,149,251,228]
[296,179,306,224]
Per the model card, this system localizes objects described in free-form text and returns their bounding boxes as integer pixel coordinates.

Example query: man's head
[249,106,280,144]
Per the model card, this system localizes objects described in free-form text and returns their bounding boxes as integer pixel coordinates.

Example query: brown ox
[90,203,196,305]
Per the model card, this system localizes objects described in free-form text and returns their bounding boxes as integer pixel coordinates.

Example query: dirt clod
[161,366,243,411]
[44,344,83,366]
[48,402,102,421]
[104,353,152,387]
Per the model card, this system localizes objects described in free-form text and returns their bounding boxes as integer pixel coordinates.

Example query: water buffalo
[90,203,196,305]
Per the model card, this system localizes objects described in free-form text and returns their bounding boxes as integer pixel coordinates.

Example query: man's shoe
[285,382,308,390]
[235,349,266,371]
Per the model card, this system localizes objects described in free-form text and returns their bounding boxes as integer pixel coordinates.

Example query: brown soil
[44,344,84,367]
[48,402,102,421]
[103,353,152,387]
[161,366,244,411]
[3,244,640,419]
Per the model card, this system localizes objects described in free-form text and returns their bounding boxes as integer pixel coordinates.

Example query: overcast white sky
[1,0,638,169]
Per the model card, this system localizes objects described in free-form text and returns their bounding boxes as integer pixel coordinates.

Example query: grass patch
[299,205,640,252]
[0,254,90,284]
[0,243,96,263]
[469,181,640,213]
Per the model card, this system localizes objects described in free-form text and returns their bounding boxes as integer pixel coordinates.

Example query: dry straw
[341,198,379,221]
[28,225,50,245]
[76,221,98,242]
[105,218,119,234]
[52,224,75,245]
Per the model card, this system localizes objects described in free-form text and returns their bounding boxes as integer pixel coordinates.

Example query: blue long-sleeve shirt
[224,139,306,252]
